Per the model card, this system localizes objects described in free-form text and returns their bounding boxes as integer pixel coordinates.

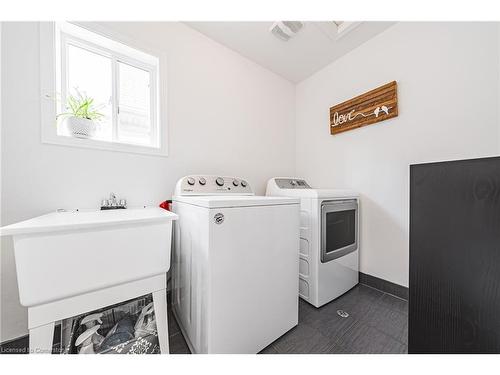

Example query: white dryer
[266,178,359,308]
[172,175,300,353]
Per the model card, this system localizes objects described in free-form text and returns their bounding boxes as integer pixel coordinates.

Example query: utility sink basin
[1,207,177,307]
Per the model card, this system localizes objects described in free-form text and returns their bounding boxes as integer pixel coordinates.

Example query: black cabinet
[409,156,500,353]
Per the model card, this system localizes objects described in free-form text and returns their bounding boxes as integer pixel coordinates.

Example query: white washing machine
[266,178,359,308]
[171,175,300,354]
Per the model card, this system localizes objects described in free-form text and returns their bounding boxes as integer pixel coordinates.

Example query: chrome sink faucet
[101,192,127,210]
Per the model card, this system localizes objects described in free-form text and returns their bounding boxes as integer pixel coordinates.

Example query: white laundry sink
[1,207,177,307]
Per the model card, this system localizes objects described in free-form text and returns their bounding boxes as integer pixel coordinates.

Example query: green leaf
[57,89,105,122]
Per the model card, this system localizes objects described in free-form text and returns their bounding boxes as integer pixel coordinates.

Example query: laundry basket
[59,294,160,354]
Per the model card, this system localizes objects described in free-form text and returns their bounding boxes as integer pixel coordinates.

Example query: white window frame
[40,22,168,157]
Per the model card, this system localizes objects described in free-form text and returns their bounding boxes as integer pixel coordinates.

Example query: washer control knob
[199,177,206,185]
[232,179,239,187]
[187,177,195,186]
[241,180,248,188]
[215,177,225,186]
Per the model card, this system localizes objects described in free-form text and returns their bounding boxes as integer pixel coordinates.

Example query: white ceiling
[186,21,395,83]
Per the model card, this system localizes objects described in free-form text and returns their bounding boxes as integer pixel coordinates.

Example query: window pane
[117,62,152,146]
[65,44,112,141]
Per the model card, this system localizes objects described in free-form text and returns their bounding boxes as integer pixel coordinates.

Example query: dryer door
[321,200,358,263]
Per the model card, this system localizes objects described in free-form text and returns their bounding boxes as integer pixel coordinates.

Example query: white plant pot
[66,116,96,139]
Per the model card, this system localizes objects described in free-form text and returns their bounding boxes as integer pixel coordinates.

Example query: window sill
[41,133,168,157]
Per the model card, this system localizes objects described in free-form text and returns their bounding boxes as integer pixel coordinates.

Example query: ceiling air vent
[334,21,360,38]
[270,21,304,41]
[314,21,362,41]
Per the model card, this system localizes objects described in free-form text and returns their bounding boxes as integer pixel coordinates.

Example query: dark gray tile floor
[168,284,408,354]
[2,284,406,354]
[168,308,191,354]
[260,284,408,354]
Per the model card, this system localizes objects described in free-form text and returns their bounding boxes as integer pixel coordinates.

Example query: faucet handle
[109,192,118,207]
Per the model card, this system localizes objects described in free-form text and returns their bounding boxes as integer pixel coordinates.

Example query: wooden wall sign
[330,81,398,135]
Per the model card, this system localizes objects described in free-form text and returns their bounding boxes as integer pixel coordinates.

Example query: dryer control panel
[274,178,311,189]
[175,175,253,196]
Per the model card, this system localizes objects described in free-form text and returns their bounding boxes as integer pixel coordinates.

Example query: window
[40,22,167,156]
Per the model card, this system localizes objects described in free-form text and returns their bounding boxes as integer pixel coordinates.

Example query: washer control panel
[176,175,253,195]
[275,178,311,189]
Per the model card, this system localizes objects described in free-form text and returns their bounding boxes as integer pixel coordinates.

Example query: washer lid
[173,195,299,208]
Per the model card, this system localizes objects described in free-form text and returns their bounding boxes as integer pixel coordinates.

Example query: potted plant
[57,90,104,139]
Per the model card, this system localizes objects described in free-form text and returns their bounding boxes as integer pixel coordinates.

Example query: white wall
[296,22,500,287]
[0,22,296,341]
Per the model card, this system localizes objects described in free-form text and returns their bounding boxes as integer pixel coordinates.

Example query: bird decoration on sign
[329,81,398,135]
[372,105,391,118]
